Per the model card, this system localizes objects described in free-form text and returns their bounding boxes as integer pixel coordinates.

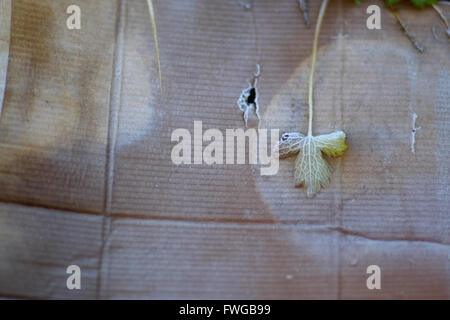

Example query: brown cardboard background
[0,0,448,299]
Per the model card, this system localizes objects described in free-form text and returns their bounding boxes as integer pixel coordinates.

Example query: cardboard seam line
[1,198,448,249]
[0,0,12,119]
[97,0,127,299]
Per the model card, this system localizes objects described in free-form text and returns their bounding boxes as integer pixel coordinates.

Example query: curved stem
[432,4,449,29]
[146,0,163,94]
[308,0,329,137]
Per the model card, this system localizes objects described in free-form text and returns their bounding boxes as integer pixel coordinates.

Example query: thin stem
[307,0,329,137]
[146,0,163,94]
[391,7,424,53]
[432,4,450,38]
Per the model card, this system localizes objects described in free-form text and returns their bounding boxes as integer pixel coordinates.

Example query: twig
[391,8,424,53]
[298,0,310,28]
[432,3,450,38]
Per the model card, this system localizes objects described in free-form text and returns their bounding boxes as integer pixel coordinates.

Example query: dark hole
[246,87,256,105]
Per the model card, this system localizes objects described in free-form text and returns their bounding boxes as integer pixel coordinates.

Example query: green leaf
[410,0,437,8]
[386,0,402,6]
[314,131,348,157]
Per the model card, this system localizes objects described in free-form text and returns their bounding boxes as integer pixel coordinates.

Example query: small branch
[391,8,424,53]
[298,0,310,28]
[432,3,450,38]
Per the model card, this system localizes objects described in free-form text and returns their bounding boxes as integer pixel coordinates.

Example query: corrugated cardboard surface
[0,0,448,299]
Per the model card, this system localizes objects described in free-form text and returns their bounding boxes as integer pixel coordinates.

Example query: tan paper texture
[0,0,448,299]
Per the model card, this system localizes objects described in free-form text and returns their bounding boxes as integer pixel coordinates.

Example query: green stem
[146,0,163,94]
[308,0,329,137]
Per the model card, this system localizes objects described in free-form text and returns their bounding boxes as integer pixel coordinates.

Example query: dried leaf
[277,0,348,198]
[277,131,347,197]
